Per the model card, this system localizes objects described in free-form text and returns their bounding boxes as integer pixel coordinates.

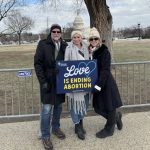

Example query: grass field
[0,39,150,69]
[0,44,36,69]
[0,39,150,116]
[112,39,150,62]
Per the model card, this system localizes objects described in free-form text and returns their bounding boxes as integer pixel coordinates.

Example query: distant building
[73,14,90,40]
[73,15,84,31]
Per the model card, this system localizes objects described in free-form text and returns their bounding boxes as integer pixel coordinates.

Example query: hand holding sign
[51,68,59,75]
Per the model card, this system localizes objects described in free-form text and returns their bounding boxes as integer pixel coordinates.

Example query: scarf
[65,41,89,114]
[54,41,60,59]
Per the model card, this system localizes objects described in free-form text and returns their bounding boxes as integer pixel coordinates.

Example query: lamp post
[63,27,65,39]
[138,23,141,40]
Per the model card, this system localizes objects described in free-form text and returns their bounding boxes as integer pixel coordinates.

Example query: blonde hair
[71,30,83,39]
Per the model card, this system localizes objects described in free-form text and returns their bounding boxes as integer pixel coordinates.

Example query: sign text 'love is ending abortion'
[56,60,97,94]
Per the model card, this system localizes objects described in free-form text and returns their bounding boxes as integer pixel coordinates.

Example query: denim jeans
[40,103,62,138]
[70,94,89,124]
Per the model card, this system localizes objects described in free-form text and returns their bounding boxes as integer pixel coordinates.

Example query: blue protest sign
[17,70,32,77]
[56,60,97,94]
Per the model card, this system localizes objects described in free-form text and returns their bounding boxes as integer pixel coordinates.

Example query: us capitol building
[73,14,90,39]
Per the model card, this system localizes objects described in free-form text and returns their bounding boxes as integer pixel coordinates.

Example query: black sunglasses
[89,38,99,41]
[52,31,61,33]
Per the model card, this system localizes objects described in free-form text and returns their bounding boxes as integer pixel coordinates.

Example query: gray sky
[108,0,150,29]
[1,0,150,33]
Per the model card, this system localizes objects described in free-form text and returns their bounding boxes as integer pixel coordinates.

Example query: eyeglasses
[89,38,99,41]
[52,31,61,33]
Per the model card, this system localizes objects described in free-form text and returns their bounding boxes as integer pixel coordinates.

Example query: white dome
[73,15,84,31]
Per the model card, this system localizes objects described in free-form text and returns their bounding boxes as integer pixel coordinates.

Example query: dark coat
[34,35,68,105]
[93,44,122,113]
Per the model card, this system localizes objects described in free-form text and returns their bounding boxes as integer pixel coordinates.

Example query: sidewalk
[0,112,150,150]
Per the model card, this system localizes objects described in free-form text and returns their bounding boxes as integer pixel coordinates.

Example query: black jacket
[34,35,68,105]
[93,44,122,112]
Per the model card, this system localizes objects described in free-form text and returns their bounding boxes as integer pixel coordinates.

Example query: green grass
[0,40,150,116]
[0,44,36,69]
[112,39,150,62]
[0,39,150,69]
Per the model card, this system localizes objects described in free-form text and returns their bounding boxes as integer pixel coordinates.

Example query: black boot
[75,123,85,140]
[96,125,115,138]
[79,120,86,134]
[96,110,116,138]
[116,112,123,130]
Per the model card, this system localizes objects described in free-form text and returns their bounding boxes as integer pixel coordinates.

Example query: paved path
[0,112,150,150]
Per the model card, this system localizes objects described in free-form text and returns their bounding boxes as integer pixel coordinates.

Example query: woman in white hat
[88,27,123,138]
[64,30,89,140]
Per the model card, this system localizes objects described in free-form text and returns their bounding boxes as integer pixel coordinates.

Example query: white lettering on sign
[64,65,90,77]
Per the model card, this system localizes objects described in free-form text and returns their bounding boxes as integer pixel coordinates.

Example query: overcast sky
[1,0,150,33]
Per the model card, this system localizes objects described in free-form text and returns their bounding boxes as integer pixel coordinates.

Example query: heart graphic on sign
[78,61,96,77]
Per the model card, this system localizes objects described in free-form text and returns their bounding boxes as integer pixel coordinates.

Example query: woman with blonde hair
[88,27,123,138]
[65,30,89,140]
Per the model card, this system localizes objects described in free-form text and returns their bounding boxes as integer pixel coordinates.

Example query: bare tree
[0,0,27,22]
[0,0,16,21]
[72,0,85,15]
[38,0,61,8]
[84,0,112,51]
[38,0,112,51]
[63,22,74,40]
[5,10,34,45]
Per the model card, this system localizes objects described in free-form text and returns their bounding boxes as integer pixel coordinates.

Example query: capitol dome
[73,15,84,31]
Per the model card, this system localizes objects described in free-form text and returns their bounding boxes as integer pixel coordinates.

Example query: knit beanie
[50,24,61,33]
[89,27,100,39]
[71,30,83,39]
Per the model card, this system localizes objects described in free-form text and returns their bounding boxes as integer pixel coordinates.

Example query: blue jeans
[70,94,89,124]
[40,103,62,138]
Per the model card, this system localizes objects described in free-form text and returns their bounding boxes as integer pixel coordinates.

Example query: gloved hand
[52,68,59,75]
[42,82,51,93]
[92,85,101,93]
[92,88,100,93]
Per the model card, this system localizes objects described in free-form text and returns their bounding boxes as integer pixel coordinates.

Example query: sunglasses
[52,31,61,33]
[89,38,99,41]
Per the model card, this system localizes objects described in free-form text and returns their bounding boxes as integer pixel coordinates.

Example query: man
[34,24,67,150]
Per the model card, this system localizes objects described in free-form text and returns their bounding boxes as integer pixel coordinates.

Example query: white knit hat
[71,30,83,39]
[89,27,100,39]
